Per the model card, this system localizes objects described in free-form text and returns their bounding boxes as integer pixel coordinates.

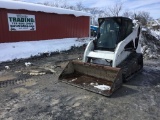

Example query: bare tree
[43,1,50,6]
[61,0,68,8]
[139,11,151,21]
[134,11,152,25]
[41,0,66,8]
[76,2,84,11]
[52,0,60,7]
[89,8,107,25]
[67,5,76,10]
[108,2,123,16]
[122,9,133,18]
[103,8,111,17]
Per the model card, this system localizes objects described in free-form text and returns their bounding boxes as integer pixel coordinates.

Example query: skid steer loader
[59,17,143,96]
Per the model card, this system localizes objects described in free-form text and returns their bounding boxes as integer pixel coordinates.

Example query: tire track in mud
[0,60,70,88]
[0,74,31,88]
[0,70,57,88]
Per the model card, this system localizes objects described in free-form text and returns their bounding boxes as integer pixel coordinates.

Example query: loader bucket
[59,60,122,96]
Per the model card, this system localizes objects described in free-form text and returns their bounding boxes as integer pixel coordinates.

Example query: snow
[142,28,147,31]
[71,78,77,82]
[5,66,10,69]
[25,62,32,67]
[150,30,160,40]
[155,20,160,26]
[0,0,91,17]
[94,85,111,91]
[133,19,138,24]
[0,38,88,63]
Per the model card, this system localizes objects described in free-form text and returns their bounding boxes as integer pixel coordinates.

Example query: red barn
[0,0,91,43]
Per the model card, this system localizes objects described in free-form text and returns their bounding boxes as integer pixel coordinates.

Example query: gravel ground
[0,46,160,120]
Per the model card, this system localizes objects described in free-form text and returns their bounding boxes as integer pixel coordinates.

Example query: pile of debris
[141,29,160,60]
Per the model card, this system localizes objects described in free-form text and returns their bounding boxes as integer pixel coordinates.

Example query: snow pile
[0,38,89,63]
[0,0,91,17]
[141,31,160,59]
[150,30,160,40]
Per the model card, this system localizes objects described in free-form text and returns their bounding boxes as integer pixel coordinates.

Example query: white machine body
[83,19,141,67]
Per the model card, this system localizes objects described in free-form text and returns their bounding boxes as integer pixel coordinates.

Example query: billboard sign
[8,13,36,31]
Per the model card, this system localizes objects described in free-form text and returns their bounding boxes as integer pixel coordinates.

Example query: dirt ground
[0,46,160,120]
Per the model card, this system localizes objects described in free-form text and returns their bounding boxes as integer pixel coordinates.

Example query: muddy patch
[23,79,37,87]
[12,87,31,96]
[0,75,16,82]
[0,71,16,82]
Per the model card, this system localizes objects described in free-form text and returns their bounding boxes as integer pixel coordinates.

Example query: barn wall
[0,9,90,43]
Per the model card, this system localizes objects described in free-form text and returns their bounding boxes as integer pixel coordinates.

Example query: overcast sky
[12,0,160,19]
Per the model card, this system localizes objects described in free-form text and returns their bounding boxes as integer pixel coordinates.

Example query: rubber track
[118,52,143,81]
[0,74,31,88]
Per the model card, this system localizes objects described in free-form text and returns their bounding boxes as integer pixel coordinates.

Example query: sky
[7,0,160,19]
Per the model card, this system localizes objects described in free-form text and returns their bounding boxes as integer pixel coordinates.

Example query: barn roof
[0,0,91,17]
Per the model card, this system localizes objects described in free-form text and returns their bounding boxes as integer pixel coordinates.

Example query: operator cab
[95,17,133,51]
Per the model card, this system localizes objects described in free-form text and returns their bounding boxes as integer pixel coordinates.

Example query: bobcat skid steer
[59,17,143,96]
